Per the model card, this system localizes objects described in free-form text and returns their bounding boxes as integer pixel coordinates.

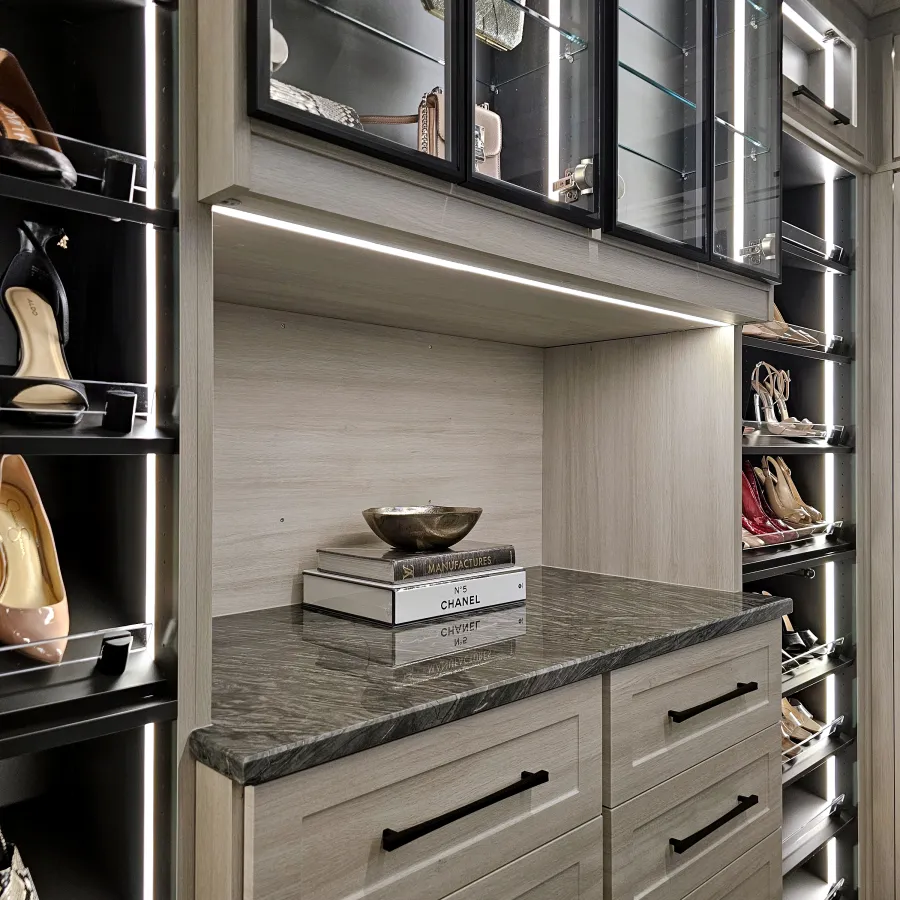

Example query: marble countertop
[190,567,791,785]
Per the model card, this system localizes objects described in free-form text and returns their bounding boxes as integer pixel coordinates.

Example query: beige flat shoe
[0,454,68,663]
[785,697,825,735]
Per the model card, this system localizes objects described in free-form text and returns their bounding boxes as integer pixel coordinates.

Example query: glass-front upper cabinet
[250,0,459,176]
[614,0,707,253]
[471,0,598,218]
[712,0,781,279]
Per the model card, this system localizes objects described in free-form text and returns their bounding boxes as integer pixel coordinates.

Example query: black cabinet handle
[381,769,549,852]
[793,85,851,126]
[669,794,759,854]
[668,682,758,723]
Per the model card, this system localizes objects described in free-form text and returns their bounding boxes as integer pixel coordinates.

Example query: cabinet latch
[739,233,777,265]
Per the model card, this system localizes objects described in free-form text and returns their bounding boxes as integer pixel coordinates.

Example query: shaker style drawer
[441,816,604,900]
[683,832,782,900]
[604,726,781,900]
[245,677,603,900]
[603,621,780,806]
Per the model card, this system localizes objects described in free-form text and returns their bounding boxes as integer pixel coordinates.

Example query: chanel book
[316,541,516,584]
[301,605,526,667]
[301,567,527,626]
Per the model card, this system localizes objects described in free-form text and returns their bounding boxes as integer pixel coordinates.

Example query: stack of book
[302,541,526,626]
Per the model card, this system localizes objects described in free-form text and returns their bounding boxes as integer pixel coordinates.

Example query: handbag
[360,88,502,179]
[421,0,524,51]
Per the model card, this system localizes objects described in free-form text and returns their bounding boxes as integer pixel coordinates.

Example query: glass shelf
[488,44,588,93]
[299,0,445,65]
[500,0,588,47]
[620,7,688,55]
[621,142,769,180]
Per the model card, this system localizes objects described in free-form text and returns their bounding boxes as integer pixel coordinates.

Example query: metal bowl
[362,506,483,552]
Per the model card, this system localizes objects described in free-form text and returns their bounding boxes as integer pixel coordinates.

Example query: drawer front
[605,727,781,900]
[247,677,602,900]
[684,832,782,900]
[442,816,604,900]
[603,621,780,805]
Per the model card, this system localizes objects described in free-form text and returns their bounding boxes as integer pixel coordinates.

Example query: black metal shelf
[0,418,177,455]
[783,654,855,696]
[783,242,852,276]
[0,173,177,229]
[783,729,856,787]
[742,536,855,582]
[742,335,853,364]
[783,869,846,900]
[783,789,857,877]
[742,434,852,455]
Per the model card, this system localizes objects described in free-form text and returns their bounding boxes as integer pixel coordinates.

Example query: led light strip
[732,0,746,261]
[212,206,726,326]
[143,3,158,900]
[547,0,560,200]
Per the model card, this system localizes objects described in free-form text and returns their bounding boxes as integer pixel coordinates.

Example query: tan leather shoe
[755,459,811,527]
[0,454,68,663]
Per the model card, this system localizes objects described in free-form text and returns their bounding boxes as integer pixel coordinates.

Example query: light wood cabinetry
[603,622,781,805]
[604,727,781,900]
[196,625,782,900]
[682,832,783,900]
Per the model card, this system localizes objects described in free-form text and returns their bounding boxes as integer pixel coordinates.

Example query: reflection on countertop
[189,566,791,785]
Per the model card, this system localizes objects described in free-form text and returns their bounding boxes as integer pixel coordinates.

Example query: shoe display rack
[740,131,858,896]
[0,0,181,898]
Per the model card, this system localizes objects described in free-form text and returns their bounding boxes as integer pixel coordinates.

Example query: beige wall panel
[213,302,543,616]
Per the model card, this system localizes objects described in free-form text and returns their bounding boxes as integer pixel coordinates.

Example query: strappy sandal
[0,221,88,425]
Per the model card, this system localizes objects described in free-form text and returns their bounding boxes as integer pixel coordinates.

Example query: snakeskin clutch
[270,80,363,129]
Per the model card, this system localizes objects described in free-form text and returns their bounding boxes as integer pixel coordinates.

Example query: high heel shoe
[751,362,794,436]
[765,367,825,438]
[755,458,812,527]
[772,457,825,525]
[0,50,75,189]
[0,222,87,424]
[0,454,68,663]
[743,460,798,540]
[742,304,821,348]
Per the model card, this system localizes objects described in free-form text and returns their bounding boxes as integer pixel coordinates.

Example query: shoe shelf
[0,418,177,455]
[742,535,856,582]
[782,221,852,276]
[782,644,855,696]
[783,717,856,788]
[0,173,177,230]
[783,870,846,900]
[742,336,853,365]
[742,433,853,455]
[782,787,857,877]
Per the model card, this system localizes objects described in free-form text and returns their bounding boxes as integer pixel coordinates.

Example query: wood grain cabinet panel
[604,727,782,900]
[441,816,604,900]
[683,833,782,900]
[246,677,603,900]
[603,622,781,806]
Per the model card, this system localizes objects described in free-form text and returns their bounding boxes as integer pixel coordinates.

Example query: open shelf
[783,787,856,876]
[783,870,846,900]
[782,654,855,696]
[783,729,856,787]
[742,535,855,581]
[742,434,852,454]
[0,174,176,230]
[742,335,852,364]
[0,418,176,455]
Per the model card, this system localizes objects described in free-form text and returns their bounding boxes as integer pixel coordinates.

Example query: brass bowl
[362,506,483,552]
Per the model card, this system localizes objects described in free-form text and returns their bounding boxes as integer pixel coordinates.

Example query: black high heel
[0,221,87,425]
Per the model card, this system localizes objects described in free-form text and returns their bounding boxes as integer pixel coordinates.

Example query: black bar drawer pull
[381,769,549,852]
[792,85,851,126]
[669,794,759,854]
[668,682,758,723]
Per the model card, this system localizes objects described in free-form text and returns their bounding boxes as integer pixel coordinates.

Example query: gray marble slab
[190,566,791,785]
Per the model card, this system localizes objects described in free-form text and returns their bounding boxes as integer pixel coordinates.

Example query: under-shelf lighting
[212,206,725,326]
[783,3,826,44]
[547,0,560,200]
[144,723,155,900]
[732,0,746,260]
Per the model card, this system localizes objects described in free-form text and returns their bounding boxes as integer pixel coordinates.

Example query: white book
[302,567,527,625]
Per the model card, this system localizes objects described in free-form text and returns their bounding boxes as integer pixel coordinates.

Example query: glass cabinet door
[712,0,781,277]
[253,0,458,174]
[615,0,707,251]
[472,0,597,217]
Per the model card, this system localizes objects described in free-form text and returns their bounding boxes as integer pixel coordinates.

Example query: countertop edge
[190,596,792,786]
